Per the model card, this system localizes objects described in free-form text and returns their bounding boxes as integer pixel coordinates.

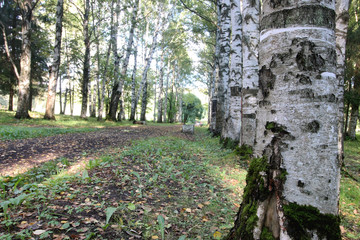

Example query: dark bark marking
[306,120,320,133]
[230,86,242,96]
[259,66,275,99]
[261,5,335,31]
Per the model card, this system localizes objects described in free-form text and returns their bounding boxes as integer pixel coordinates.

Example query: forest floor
[0,110,359,240]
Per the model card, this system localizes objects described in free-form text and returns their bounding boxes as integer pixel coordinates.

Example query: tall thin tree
[44,0,64,120]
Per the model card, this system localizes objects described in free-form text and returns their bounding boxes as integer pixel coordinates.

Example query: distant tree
[181,93,203,124]
[44,0,64,120]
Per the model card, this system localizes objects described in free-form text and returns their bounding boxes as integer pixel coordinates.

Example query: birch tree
[157,54,165,122]
[221,0,242,144]
[80,0,91,118]
[214,0,231,136]
[240,0,260,147]
[44,0,64,120]
[226,0,341,238]
[129,46,138,121]
[336,0,350,148]
[108,0,139,121]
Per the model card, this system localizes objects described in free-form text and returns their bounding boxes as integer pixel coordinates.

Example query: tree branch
[178,0,216,26]
[0,21,20,81]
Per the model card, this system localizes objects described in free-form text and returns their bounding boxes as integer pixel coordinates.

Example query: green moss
[283,202,341,240]
[265,121,288,134]
[235,144,253,166]
[233,157,271,239]
[220,137,240,150]
[277,169,288,182]
[260,227,276,240]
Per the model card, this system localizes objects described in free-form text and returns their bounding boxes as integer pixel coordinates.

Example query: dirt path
[0,125,191,177]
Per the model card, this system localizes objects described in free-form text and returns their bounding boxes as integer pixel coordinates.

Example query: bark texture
[214,0,231,136]
[80,0,91,118]
[129,47,138,121]
[157,58,165,123]
[221,0,243,143]
[226,0,341,239]
[108,0,121,121]
[44,0,64,120]
[240,0,260,146]
[15,0,35,119]
[335,0,350,161]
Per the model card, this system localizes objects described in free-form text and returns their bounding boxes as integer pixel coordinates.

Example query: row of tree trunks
[226,0,342,238]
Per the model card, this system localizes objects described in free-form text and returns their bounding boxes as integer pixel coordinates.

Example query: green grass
[0,125,98,141]
[0,127,246,239]
[341,134,360,239]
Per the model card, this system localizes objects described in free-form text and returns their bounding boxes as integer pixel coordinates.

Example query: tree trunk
[44,0,64,120]
[214,0,231,136]
[80,0,91,118]
[226,0,341,239]
[221,0,242,144]
[153,73,157,122]
[91,81,96,117]
[63,88,68,114]
[163,65,170,123]
[129,47,138,121]
[71,83,74,116]
[347,104,359,140]
[8,86,14,111]
[109,0,139,121]
[59,75,63,114]
[240,0,260,147]
[98,35,111,121]
[140,81,148,121]
[108,0,122,121]
[157,57,165,123]
[335,0,350,162]
[15,0,35,119]
[138,30,159,121]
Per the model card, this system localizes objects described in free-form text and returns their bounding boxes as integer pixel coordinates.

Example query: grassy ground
[0,112,359,239]
[0,110,175,141]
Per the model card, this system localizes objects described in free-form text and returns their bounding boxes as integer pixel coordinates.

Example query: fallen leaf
[33,230,46,235]
[213,231,222,239]
[152,236,159,239]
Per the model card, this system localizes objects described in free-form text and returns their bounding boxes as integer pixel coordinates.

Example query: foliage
[181,93,203,124]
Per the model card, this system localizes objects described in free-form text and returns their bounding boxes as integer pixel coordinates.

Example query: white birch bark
[108,0,121,120]
[240,0,260,146]
[80,0,91,118]
[335,0,350,161]
[129,47,138,121]
[44,0,64,120]
[222,0,242,143]
[110,0,139,120]
[163,64,170,123]
[215,0,231,136]
[227,0,341,238]
[210,3,221,133]
[157,56,165,123]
